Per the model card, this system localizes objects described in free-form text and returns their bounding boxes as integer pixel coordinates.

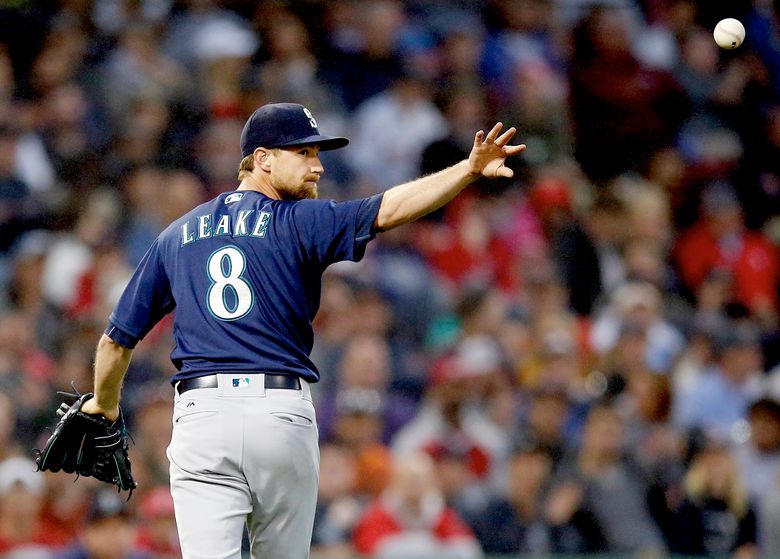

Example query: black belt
[177,374,301,394]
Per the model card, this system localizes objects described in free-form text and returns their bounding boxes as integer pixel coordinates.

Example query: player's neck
[237,176,282,200]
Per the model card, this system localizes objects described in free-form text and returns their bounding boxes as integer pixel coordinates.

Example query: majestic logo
[225,192,244,204]
[303,107,317,129]
[232,377,251,388]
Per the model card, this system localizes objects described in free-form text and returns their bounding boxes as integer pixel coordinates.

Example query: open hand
[468,122,526,178]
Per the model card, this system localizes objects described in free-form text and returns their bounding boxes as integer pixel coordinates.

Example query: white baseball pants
[167,374,320,559]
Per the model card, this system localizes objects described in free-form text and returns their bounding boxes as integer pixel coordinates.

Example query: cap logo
[303,107,317,129]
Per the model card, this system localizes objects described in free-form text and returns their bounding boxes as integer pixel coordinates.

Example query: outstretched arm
[374,123,525,231]
[80,334,133,421]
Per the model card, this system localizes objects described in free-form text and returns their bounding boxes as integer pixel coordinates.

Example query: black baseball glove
[35,389,137,496]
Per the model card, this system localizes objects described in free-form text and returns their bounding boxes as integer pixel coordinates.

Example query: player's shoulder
[292,197,339,212]
[291,196,364,217]
[289,198,367,233]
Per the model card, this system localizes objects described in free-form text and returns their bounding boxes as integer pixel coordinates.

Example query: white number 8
[206,246,253,320]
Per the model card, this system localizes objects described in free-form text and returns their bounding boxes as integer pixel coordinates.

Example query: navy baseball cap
[240,103,349,157]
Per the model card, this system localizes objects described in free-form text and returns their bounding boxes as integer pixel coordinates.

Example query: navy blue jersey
[105,190,383,383]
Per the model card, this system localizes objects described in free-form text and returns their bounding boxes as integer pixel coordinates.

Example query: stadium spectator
[54,487,149,559]
[346,68,447,190]
[0,310,54,443]
[99,22,188,128]
[568,6,688,182]
[311,441,365,557]
[352,451,482,559]
[317,332,416,444]
[162,0,257,74]
[318,0,408,110]
[420,85,490,182]
[392,336,510,488]
[673,323,767,440]
[433,24,485,94]
[674,181,780,326]
[0,456,68,555]
[90,0,173,38]
[663,440,759,558]
[513,386,577,469]
[126,393,174,489]
[518,316,587,397]
[759,469,780,555]
[119,165,167,266]
[670,313,724,398]
[0,393,20,461]
[328,389,394,499]
[590,281,686,374]
[750,103,780,226]
[501,174,575,265]
[497,60,573,168]
[415,194,516,292]
[467,443,603,554]
[0,124,45,254]
[735,397,780,508]
[481,0,562,102]
[468,443,553,554]
[134,486,180,559]
[554,192,628,317]
[552,404,667,556]
[38,472,93,554]
[619,370,684,478]
[253,9,347,134]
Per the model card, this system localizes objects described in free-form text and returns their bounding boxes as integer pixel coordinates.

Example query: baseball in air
[713,18,745,49]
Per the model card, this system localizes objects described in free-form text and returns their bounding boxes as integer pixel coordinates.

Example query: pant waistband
[177,373,301,395]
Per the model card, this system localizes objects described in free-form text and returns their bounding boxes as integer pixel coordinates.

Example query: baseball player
[79,103,525,559]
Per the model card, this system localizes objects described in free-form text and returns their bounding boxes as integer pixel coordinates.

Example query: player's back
[153,190,318,381]
[136,189,381,383]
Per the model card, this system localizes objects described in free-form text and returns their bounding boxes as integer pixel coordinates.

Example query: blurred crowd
[1,0,780,558]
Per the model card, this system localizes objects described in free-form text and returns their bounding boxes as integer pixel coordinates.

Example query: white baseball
[713,18,745,49]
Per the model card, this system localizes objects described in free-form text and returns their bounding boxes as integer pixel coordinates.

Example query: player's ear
[255,148,272,172]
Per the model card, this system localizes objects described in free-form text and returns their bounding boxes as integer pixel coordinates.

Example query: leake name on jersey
[181,210,272,246]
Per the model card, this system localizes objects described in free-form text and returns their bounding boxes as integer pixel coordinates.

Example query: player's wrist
[463,158,482,178]
[83,397,120,420]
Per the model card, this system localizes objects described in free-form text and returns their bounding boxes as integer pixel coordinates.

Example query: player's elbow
[97,334,134,358]
[374,202,418,231]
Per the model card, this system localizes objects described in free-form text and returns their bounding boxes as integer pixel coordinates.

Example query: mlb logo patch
[232,377,251,388]
[225,192,244,204]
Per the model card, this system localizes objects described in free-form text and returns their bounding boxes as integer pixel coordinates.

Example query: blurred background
[0,0,779,558]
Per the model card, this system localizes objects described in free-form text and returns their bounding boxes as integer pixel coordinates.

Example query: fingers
[498,165,514,178]
[504,143,527,155]
[485,122,503,143]
[495,126,516,146]
[476,124,521,147]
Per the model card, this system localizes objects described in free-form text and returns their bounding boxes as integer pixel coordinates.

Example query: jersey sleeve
[106,238,175,349]
[292,193,383,267]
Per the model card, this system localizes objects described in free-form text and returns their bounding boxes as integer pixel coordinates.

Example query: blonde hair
[684,449,748,518]
[237,154,254,180]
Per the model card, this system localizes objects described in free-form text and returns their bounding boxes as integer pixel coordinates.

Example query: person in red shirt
[134,486,180,559]
[674,181,779,324]
[352,451,482,559]
[0,456,70,555]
